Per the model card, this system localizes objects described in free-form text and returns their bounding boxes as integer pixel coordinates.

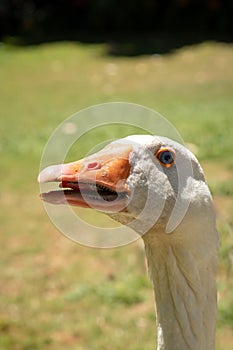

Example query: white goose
[38,135,219,350]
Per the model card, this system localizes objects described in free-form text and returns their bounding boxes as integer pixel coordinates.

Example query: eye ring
[156,148,175,168]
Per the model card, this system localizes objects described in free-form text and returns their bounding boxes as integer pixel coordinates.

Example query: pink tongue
[60,181,80,191]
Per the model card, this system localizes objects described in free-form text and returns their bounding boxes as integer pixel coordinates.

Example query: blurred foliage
[0,0,232,48]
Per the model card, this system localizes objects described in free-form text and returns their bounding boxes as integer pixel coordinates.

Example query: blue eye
[156,149,175,168]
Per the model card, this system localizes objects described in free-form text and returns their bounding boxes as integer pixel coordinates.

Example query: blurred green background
[0,1,233,349]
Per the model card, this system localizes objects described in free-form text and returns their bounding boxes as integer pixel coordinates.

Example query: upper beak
[38,143,132,211]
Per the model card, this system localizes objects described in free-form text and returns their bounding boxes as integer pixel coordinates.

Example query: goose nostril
[87,162,101,170]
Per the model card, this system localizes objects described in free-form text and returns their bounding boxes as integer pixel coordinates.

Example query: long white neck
[143,206,219,350]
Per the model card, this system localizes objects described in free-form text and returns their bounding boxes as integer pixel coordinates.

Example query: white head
[107,135,212,236]
[38,134,215,237]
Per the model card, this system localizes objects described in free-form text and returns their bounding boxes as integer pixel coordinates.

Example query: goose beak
[38,143,132,211]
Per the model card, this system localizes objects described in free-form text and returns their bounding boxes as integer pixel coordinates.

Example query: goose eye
[156,148,175,168]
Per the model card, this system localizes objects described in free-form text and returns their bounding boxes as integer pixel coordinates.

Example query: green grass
[0,40,233,349]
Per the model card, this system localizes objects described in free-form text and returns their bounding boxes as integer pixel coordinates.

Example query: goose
[38,135,219,350]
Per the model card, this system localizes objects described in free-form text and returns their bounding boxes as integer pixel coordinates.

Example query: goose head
[38,135,212,235]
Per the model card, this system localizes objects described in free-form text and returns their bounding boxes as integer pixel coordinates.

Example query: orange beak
[38,143,132,212]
